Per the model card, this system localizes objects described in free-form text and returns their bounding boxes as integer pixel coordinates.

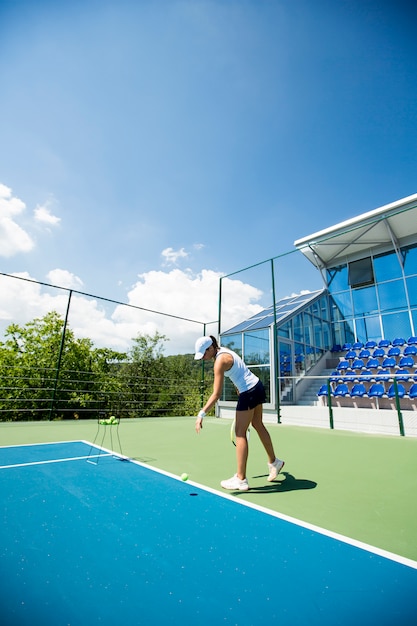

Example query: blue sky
[0,0,416,354]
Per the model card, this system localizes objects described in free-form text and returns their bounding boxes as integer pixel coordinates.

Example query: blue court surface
[1,441,416,626]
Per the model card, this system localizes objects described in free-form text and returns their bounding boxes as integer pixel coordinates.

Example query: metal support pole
[48,290,73,420]
[393,378,405,436]
[326,378,334,429]
[271,260,281,423]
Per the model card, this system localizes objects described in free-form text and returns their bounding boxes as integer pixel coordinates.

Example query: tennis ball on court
[110,416,117,424]
[180,473,189,482]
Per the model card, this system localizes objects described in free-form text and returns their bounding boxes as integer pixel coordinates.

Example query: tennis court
[1,420,417,625]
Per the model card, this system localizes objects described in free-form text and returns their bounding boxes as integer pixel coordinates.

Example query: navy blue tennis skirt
[236,380,266,411]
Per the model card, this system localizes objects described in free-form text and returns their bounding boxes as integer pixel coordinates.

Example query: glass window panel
[331,291,352,317]
[244,330,270,365]
[293,314,303,342]
[294,343,305,374]
[314,318,322,347]
[278,320,291,339]
[381,312,411,343]
[303,313,313,345]
[377,279,407,312]
[333,320,355,347]
[322,321,331,350]
[332,321,345,348]
[373,251,403,282]
[311,300,320,316]
[221,334,242,356]
[320,295,330,321]
[327,265,348,292]
[355,315,381,344]
[352,285,378,315]
[406,276,417,307]
[403,244,417,276]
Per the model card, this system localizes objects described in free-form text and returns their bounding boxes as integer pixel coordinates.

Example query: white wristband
[198,410,206,419]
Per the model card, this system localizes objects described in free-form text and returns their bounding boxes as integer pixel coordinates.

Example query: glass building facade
[220,242,417,406]
[328,242,417,348]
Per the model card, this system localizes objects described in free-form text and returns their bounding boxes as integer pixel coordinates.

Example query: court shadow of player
[245,471,317,494]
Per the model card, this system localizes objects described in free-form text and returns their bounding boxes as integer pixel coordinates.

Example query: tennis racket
[230,418,251,446]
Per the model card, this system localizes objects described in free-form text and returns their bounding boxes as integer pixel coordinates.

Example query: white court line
[0,453,112,470]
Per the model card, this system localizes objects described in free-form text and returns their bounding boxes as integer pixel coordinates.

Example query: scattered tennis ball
[180,473,189,482]
[110,416,117,424]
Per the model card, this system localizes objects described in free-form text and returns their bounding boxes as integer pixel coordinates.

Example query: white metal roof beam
[383,217,404,269]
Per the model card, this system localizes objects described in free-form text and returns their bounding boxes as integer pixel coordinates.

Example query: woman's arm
[195,353,232,433]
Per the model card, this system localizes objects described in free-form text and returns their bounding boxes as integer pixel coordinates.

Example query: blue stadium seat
[336,359,350,371]
[344,349,356,361]
[387,346,401,359]
[351,358,365,371]
[329,371,341,383]
[366,357,380,371]
[387,383,406,399]
[408,384,417,399]
[398,356,414,369]
[395,369,411,382]
[392,337,406,347]
[353,341,364,350]
[367,383,385,398]
[407,336,417,345]
[373,347,386,360]
[357,369,373,381]
[404,345,417,356]
[365,340,377,349]
[333,383,349,397]
[358,348,371,360]
[317,384,329,397]
[374,368,390,382]
[379,339,391,348]
[350,383,367,397]
[342,342,352,351]
[381,356,396,370]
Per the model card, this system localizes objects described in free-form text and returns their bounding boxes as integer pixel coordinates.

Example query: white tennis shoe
[267,458,285,481]
[221,474,249,491]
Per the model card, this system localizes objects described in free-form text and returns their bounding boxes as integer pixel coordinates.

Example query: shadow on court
[246,471,317,494]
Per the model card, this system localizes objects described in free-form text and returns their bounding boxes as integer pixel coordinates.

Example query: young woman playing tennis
[194,335,284,491]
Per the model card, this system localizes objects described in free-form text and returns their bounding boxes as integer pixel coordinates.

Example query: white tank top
[216,347,259,393]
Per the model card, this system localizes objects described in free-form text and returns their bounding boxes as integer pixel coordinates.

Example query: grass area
[1,417,417,562]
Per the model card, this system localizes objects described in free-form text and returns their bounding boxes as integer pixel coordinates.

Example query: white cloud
[161,247,189,265]
[34,203,61,226]
[46,269,84,290]
[0,268,264,355]
[0,184,34,257]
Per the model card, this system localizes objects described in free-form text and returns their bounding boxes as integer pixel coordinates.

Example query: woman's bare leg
[251,403,276,463]
[235,409,253,479]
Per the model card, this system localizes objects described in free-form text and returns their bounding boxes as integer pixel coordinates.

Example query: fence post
[326,378,334,429]
[271,259,281,424]
[392,378,405,436]
[48,290,72,421]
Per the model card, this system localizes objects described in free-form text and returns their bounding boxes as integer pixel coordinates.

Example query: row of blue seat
[318,382,417,400]
[342,345,417,361]
[331,369,416,383]
[332,337,417,352]
[336,355,417,372]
